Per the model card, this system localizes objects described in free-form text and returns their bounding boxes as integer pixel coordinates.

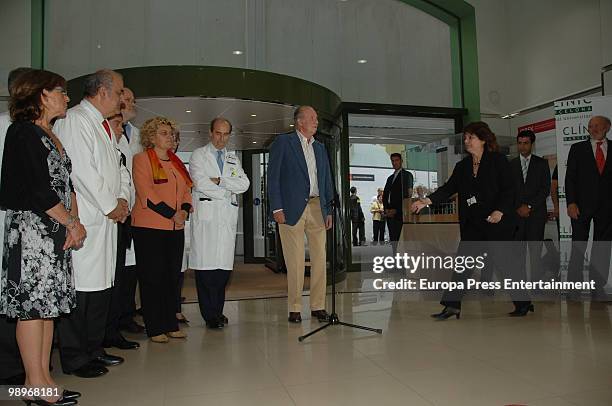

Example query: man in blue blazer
[267,106,333,323]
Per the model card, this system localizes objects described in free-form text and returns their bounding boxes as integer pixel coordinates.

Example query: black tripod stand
[298,149,382,341]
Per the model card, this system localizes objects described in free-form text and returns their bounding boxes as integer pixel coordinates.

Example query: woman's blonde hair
[139,116,179,149]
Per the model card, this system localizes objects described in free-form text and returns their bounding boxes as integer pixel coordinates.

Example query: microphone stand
[298,143,382,342]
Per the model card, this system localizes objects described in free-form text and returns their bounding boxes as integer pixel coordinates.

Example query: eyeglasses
[52,87,68,95]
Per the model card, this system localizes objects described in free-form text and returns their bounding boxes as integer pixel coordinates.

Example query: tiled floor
[49,293,612,406]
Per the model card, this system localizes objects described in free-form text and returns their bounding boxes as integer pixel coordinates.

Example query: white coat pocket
[196,198,214,222]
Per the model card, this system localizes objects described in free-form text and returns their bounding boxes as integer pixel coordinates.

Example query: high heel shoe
[62,390,81,400]
[430,307,461,320]
[508,304,534,317]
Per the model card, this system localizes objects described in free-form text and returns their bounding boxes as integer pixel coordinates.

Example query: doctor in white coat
[54,69,131,378]
[189,117,249,329]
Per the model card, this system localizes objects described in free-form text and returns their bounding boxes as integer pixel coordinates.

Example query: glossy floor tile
[48,293,612,406]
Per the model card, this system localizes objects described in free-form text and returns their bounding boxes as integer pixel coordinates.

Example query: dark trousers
[351,221,365,245]
[0,316,23,380]
[132,227,183,337]
[441,223,531,311]
[176,272,185,313]
[105,221,129,342]
[387,216,403,254]
[194,269,231,323]
[57,289,112,373]
[568,215,612,295]
[119,265,138,326]
[372,220,385,242]
[515,214,546,281]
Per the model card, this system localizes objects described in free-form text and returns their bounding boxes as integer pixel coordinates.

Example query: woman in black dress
[412,122,532,320]
[0,70,86,405]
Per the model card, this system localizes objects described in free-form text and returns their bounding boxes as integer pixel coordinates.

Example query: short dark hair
[9,69,67,122]
[83,69,119,97]
[463,121,499,152]
[350,186,357,194]
[7,67,34,96]
[390,153,402,160]
[209,117,232,133]
[517,129,536,143]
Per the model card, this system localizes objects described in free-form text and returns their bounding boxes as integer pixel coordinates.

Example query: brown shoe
[311,310,329,322]
[167,330,187,339]
[150,334,169,343]
[288,312,302,323]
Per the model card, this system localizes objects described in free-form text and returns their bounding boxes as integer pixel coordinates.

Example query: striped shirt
[297,130,319,197]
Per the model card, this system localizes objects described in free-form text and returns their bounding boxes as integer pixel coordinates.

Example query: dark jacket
[565,139,612,219]
[349,194,364,222]
[511,154,551,219]
[428,149,516,240]
[382,168,414,220]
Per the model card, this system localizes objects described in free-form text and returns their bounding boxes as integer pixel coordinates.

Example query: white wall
[469,0,605,115]
[0,0,31,97]
[43,0,453,107]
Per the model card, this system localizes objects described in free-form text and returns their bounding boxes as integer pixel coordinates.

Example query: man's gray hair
[83,69,120,97]
[293,105,313,123]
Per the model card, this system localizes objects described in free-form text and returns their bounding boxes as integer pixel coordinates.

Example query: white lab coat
[0,111,11,263]
[125,121,142,156]
[116,132,137,267]
[54,99,131,291]
[189,143,249,270]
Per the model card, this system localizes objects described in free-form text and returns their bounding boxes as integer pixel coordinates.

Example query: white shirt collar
[297,130,314,145]
[80,98,105,123]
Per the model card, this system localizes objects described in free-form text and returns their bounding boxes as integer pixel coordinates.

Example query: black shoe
[430,307,461,320]
[220,314,228,324]
[92,353,124,367]
[509,304,534,317]
[22,397,77,406]
[62,390,81,399]
[311,310,329,322]
[206,320,224,329]
[69,363,108,378]
[119,320,145,334]
[103,337,140,350]
[288,312,302,323]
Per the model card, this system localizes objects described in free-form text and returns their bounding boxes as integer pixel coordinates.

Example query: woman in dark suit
[412,121,532,320]
[0,70,86,405]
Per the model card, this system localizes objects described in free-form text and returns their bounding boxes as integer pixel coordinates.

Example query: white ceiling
[133,97,296,152]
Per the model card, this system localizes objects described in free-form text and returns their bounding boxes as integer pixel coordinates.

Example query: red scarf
[146,148,193,188]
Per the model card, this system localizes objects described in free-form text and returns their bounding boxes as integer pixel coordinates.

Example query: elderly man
[117,87,145,334]
[189,118,250,329]
[0,67,32,386]
[565,115,612,298]
[55,69,131,378]
[102,114,140,349]
[267,106,333,323]
[121,88,142,155]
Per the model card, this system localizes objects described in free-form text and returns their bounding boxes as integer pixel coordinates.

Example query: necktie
[122,124,130,142]
[217,150,224,173]
[596,141,605,174]
[521,158,528,182]
[102,120,112,140]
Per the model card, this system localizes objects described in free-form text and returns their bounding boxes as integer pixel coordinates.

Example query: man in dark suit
[349,186,366,246]
[511,130,550,281]
[565,115,612,298]
[267,106,333,323]
[382,153,413,254]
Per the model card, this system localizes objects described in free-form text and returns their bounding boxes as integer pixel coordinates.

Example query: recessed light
[185,110,192,113]
[289,124,294,127]
[357,59,367,64]
[252,141,257,144]
[250,114,257,117]
[232,50,243,55]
